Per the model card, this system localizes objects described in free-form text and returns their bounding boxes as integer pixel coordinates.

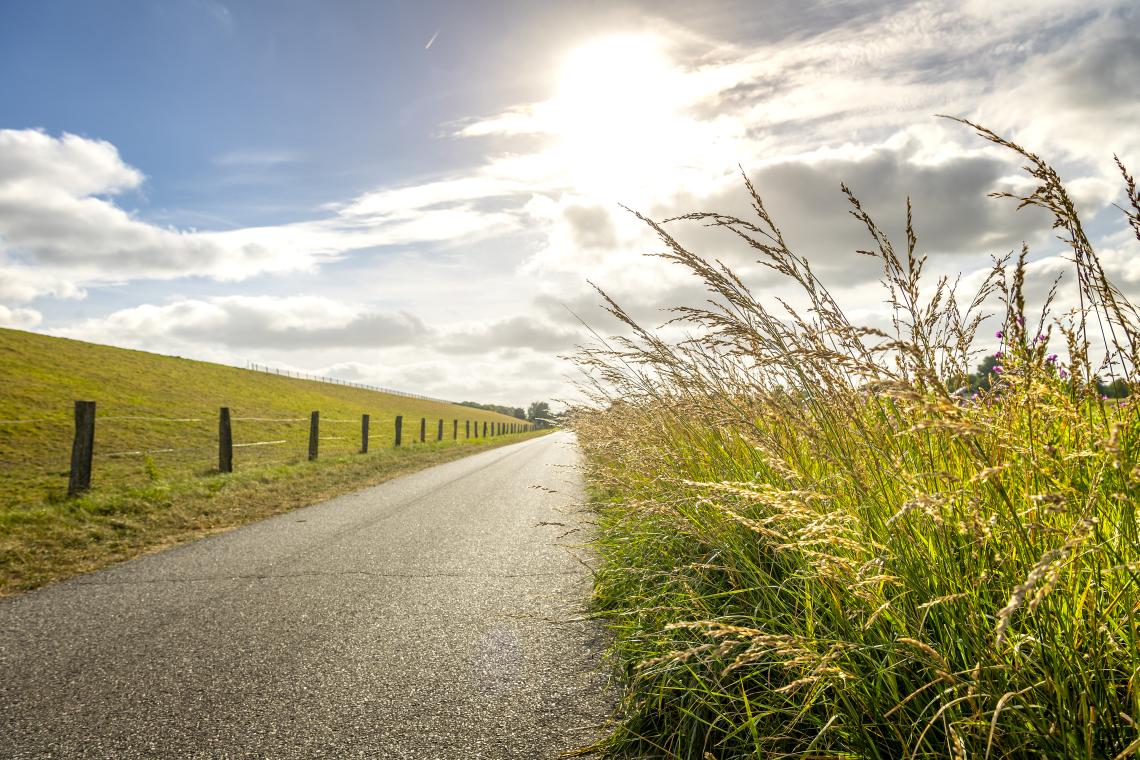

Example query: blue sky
[1,0,1137,405]
[4,1,547,223]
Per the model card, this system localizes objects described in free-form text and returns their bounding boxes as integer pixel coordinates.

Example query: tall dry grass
[573,120,1140,759]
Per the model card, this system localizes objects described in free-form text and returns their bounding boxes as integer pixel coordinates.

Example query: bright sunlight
[544,34,736,202]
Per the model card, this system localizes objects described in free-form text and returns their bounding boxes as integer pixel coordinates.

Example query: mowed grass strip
[0,327,543,595]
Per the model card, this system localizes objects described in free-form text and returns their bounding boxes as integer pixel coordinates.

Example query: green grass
[0,327,542,594]
[572,124,1140,758]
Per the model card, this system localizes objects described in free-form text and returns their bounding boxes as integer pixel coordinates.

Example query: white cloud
[213,149,298,168]
[434,315,584,354]
[55,293,578,358]
[0,129,142,197]
[50,293,579,405]
[0,129,332,298]
[0,265,86,303]
[307,351,574,406]
[0,304,42,329]
[337,176,529,217]
[978,7,1140,166]
[58,295,430,351]
[0,129,523,303]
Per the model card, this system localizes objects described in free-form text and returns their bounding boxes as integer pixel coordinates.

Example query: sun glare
[556,36,672,121]
[547,35,693,200]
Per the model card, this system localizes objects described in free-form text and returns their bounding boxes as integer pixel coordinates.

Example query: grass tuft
[573,125,1140,759]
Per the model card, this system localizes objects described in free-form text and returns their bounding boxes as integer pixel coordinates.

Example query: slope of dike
[0,327,542,594]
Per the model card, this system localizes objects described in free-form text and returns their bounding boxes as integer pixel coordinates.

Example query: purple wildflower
[1059,368,1068,379]
[992,365,1004,374]
[1016,316,1025,326]
[995,330,1004,339]
[1046,354,1058,363]
[994,351,1004,360]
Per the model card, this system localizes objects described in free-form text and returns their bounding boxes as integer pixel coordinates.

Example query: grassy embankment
[574,122,1140,758]
[0,328,543,595]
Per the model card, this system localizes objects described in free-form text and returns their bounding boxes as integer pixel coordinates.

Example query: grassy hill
[0,327,540,593]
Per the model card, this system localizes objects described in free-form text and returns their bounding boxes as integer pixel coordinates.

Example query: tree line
[457,400,556,427]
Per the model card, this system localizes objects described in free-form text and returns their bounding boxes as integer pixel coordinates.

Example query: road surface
[0,432,611,759]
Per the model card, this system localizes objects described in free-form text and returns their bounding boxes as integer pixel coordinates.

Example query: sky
[1,0,1138,407]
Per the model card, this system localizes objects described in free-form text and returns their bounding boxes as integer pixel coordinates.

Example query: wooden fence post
[465,420,470,439]
[308,411,319,460]
[395,415,403,447]
[67,400,96,497]
[420,417,426,443]
[361,414,369,453]
[453,419,457,440]
[483,421,487,437]
[437,419,443,441]
[218,406,233,473]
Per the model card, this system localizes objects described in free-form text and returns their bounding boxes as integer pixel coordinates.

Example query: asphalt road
[0,432,612,759]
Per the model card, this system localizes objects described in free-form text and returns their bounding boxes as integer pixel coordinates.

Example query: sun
[546,34,688,199]
[555,35,673,125]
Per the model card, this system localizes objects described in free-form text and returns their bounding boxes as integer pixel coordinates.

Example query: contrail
[425,29,439,50]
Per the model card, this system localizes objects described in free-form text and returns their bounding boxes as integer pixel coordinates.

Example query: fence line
[28,400,539,497]
[245,362,453,404]
[0,418,69,425]
[98,447,179,459]
[96,444,215,459]
[98,416,205,423]
[231,417,307,422]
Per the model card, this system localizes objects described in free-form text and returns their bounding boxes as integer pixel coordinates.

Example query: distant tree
[1098,377,1130,398]
[528,401,551,421]
[967,355,1002,393]
[458,400,527,417]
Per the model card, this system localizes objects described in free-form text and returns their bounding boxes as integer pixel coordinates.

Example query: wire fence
[245,362,453,404]
[0,401,537,503]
